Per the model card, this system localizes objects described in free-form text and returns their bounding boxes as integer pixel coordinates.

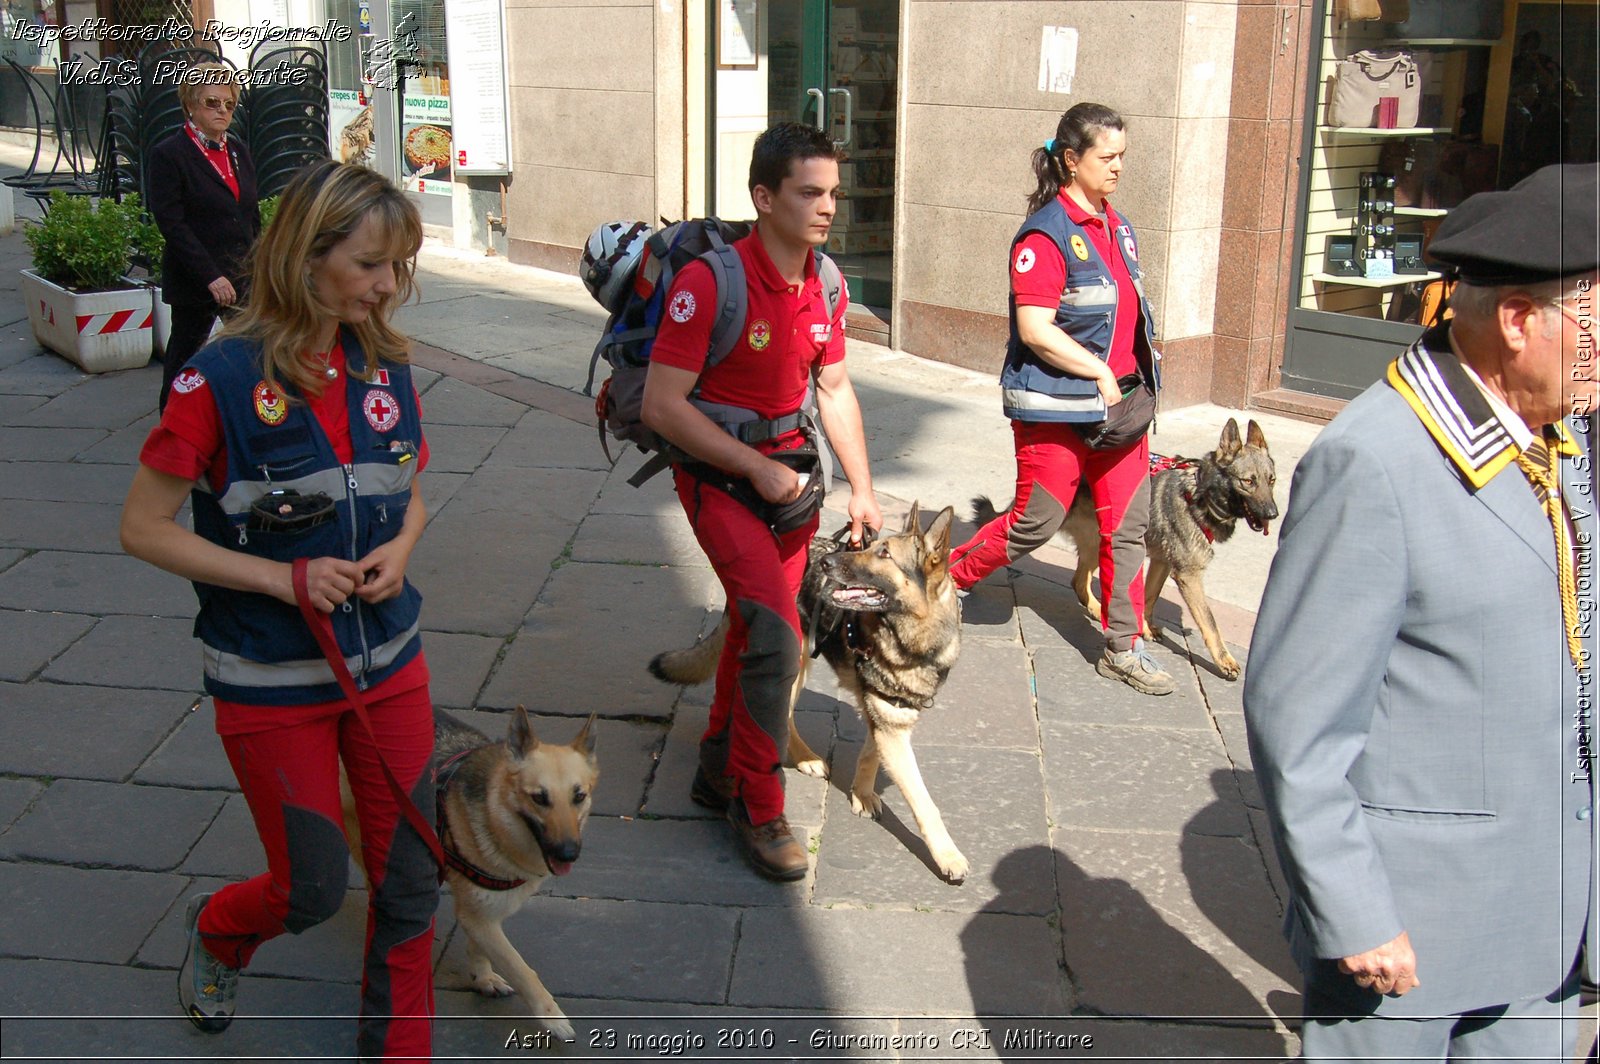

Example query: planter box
[21,269,153,373]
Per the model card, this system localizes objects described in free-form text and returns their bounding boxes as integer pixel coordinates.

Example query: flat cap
[1425,163,1598,286]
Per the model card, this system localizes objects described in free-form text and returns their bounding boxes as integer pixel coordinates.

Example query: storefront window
[392,0,451,200]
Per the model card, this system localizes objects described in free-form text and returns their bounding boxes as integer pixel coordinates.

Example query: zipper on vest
[342,462,373,688]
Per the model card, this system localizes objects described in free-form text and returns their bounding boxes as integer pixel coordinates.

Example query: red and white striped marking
[74,308,153,336]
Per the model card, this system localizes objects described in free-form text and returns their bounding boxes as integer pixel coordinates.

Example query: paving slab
[0,607,94,681]
[1053,829,1298,1021]
[443,707,664,819]
[814,744,1051,913]
[481,561,720,717]
[132,702,238,790]
[42,614,200,689]
[886,637,1038,750]
[0,498,125,553]
[542,815,817,907]
[408,514,567,635]
[438,894,739,1008]
[0,352,86,397]
[1196,644,1250,715]
[478,406,610,470]
[74,410,156,464]
[421,421,509,474]
[731,907,1068,1016]
[1211,711,1264,808]
[0,778,225,870]
[12,368,157,429]
[0,682,191,779]
[419,467,468,517]
[414,376,529,427]
[568,509,709,567]
[0,457,142,503]
[1033,643,1216,730]
[417,630,505,708]
[0,862,186,963]
[179,793,269,877]
[1042,721,1251,837]
[0,546,23,574]
[588,467,686,517]
[0,424,109,460]
[0,392,46,419]
[0,776,42,833]
[0,550,196,617]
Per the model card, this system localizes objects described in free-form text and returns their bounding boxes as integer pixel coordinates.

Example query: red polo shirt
[650,228,848,419]
[1010,191,1139,376]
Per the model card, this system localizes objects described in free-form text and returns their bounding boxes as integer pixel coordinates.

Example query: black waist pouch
[247,488,337,533]
[684,445,825,536]
[1071,373,1156,451]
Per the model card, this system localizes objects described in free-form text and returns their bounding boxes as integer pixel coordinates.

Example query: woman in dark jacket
[148,61,260,409]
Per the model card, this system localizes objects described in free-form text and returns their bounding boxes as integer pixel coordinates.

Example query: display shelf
[1382,38,1500,47]
[1313,271,1441,288]
[1394,206,1449,217]
[1323,126,1453,136]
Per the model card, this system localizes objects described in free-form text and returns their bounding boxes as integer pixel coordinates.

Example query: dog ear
[905,500,923,536]
[506,704,540,760]
[1246,419,1268,451]
[570,712,598,759]
[923,506,955,564]
[1218,418,1242,461]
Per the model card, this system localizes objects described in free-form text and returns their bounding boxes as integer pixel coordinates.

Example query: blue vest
[187,329,424,705]
[999,198,1162,423]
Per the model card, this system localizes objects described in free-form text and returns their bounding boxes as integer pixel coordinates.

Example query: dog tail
[970,494,1005,526]
[648,611,730,686]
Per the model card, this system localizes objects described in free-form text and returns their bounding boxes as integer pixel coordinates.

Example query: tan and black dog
[653,504,967,882]
[342,706,597,1041]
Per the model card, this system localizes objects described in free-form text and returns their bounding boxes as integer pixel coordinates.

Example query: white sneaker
[1096,637,1175,696]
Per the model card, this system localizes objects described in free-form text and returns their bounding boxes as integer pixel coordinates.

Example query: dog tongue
[546,858,574,877]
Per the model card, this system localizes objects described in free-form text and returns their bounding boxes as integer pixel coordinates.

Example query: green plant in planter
[131,200,165,284]
[259,194,282,231]
[24,192,143,293]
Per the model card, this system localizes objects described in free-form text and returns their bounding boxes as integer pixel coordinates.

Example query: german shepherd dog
[342,707,597,1041]
[1030,418,1277,680]
[652,504,968,882]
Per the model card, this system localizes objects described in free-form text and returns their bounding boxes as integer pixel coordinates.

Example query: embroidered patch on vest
[1122,235,1138,263]
[363,389,400,432]
[748,319,772,351]
[810,322,832,343]
[374,368,391,386]
[1070,235,1090,261]
[172,368,206,395]
[253,381,287,425]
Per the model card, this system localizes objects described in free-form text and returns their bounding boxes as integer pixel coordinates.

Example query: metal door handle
[806,87,826,131]
[828,86,853,148]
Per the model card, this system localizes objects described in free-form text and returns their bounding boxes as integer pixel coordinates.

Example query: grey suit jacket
[1244,333,1596,1016]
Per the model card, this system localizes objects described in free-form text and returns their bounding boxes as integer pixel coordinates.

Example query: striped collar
[1386,323,1578,490]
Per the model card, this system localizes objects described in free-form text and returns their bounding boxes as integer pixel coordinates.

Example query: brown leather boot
[726,798,808,881]
[689,765,734,812]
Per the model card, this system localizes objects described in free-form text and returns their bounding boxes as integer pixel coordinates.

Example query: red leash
[291,558,444,875]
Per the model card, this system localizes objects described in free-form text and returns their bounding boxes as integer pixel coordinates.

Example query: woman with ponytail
[950,102,1172,696]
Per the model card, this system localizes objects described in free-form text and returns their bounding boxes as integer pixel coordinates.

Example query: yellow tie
[1517,433,1586,670]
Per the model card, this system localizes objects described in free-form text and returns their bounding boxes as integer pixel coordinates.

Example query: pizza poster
[401,92,453,197]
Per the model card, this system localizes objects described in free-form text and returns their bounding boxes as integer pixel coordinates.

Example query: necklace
[314,350,337,381]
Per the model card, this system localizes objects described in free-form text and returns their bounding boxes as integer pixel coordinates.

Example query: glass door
[767,0,898,311]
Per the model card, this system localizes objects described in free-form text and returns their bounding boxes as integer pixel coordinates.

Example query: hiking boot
[689,765,735,812]
[178,893,238,1033]
[1097,637,1175,696]
[726,798,808,881]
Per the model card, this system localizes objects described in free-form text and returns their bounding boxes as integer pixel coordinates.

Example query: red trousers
[675,469,816,824]
[205,679,437,1061]
[951,420,1152,648]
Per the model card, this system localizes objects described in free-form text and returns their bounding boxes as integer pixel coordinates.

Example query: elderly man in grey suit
[1245,162,1599,1061]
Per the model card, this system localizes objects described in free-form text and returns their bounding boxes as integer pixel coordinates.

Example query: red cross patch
[363,389,400,432]
[172,368,206,395]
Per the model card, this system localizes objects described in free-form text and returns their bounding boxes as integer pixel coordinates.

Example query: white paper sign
[1038,26,1078,95]
[444,0,511,174]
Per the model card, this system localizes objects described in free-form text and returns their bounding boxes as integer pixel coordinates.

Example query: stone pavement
[0,176,1587,1063]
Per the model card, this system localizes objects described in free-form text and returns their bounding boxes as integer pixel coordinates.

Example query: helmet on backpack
[580,221,653,314]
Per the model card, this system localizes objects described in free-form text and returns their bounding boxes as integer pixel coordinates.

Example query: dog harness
[1151,454,1215,543]
[434,747,527,892]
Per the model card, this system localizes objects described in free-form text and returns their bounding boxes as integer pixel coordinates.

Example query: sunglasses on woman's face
[200,95,236,112]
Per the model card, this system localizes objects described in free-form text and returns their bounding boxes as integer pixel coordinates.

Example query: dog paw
[540,1011,576,1043]
[1146,623,1163,641]
[1217,652,1241,681]
[795,757,829,779]
[934,846,969,884]
[849,789,883,819]
[472,971,515,997]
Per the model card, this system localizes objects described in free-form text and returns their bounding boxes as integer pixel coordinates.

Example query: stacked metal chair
[243,38,331,198]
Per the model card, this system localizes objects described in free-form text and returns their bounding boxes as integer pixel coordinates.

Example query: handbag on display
[1329,50,1420,129]
[1336,0,1409,21]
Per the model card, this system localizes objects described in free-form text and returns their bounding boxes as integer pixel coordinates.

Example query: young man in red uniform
[642,123,882,880]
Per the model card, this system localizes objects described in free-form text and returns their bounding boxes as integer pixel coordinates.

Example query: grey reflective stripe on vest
[1003,389,1105,416]
[1060,281,1118,309]
[202,620,421,689]
[216,459,416,516]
